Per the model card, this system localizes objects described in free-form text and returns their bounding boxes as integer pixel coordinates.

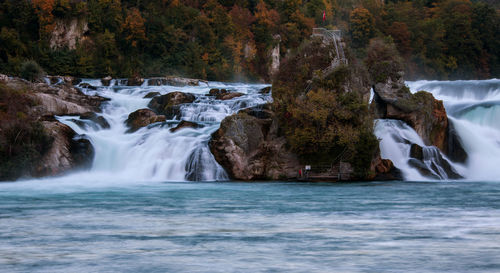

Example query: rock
[369,155,403,181]
[372,76,467,162]
[208,88,228,96]
[50,17,89,50]
[170,120,203,132]
[148,91,196,119]
[101,76,112,86]
[210,105,301,180]
[0,74,8,82]
[143,92,160,98]
[80,112,110,129]
[406,143,463,180]
[79,83,97,90]
[125,109,166,133]
[33,121,94,177]
[259,86,272,94]
[127,77,144,86]
[147,78,168,86]
[445,120,468,163]
[216,92,244,100]
[409,143,423,160]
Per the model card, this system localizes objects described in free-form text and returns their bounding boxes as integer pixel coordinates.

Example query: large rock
[210,105,301,180]
[369,155,403,181]
[372,76,467,163]
[101,76,112,86]
[407,143,463,180]
[147,76,207,87]
[33,121,94,177]
[127,77,144,86]
[125,109,166,133]
[217,92,244,100]
[170,120,203,132]
[80,112,110,129]
[148,91,196,119]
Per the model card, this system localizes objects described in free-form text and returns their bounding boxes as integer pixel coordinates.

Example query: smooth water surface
[1,181,499,272]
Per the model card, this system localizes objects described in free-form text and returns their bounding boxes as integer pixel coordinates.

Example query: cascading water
[376,79,500,181]
[55,79,271,183]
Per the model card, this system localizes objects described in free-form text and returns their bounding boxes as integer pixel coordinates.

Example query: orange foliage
[32,0,56,36]
[122,8,146,48]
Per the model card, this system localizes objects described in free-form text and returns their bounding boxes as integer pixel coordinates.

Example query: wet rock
[408,158,441,180]
[445,120,468,163]
[80,112,110,129]
[143,92,160,99]
[369,155,403,181]
[127,77,144,86]
[148,91,196,119]
[217,92,244,100]
[208,88,228,96]
[79,83,97,90]
[33,121,94,177]
[409,143,423,160]
[259,86,272,94]
[101,76,112,86]
[125,109,166,133]
[170,120,203,132]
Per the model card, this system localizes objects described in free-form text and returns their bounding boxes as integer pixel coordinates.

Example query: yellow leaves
[122,8,146,48]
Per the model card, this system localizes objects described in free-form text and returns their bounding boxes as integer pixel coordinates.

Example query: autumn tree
[349,7,375,48]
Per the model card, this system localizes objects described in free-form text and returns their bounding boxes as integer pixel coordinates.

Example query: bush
[20,60,45,82]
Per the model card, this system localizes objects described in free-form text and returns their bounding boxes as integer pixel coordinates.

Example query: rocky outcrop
[4,77,107,117]
[0,76,103,181]
[143,92,160,98]
[259,87,272,94]
[148,91,196,119]
[207,88,244,100]
[125,109,166,133]
[372,76,467,163]
[127,77,144,86]
[101,76,112,86]
[148,76,207,87]
[50,18,89,50]
[408,143,463,180]
[369,155,403,181]
[210,104,301,180]
[170,120,203,132]
[33,121,94,177]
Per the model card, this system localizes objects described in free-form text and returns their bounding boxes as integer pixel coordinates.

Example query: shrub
[20,60,45,82]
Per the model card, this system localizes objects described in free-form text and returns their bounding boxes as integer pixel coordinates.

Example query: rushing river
[1,79,500,272]
[1,181,500,272]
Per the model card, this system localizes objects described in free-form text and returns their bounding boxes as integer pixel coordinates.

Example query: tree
[349,7,375,48]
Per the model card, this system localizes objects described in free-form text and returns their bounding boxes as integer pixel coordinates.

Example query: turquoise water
[1,181,500,272]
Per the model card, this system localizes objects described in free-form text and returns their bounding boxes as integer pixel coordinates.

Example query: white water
[53,79,271,183]
[376,79,500,181]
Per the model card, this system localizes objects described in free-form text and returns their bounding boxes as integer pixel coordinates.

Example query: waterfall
[56,79,271,182]
[377,79,500,181]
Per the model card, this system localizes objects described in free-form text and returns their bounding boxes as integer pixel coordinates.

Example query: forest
[0,0,498,81]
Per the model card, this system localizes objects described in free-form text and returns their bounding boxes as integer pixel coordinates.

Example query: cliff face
[0,75,106,181]
[50,18,89,50]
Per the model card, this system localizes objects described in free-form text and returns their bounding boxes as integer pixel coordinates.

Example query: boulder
[210,105,301,180]
[148,91,196,119]
[80,112,110,129]
[147,76,206,87]
[79,83,97,90]
[125,109,166,133]
[33,121,94,177]
[208,88,228,96]
[259,86,272,94]
[216,92,244,100]
[369,155,403,181]
[101,76,112,86]
[143,92,160,98]
[127,77,144,86]
[0,74,9,82]
[170,120,203,132]
[407,143,463,180]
